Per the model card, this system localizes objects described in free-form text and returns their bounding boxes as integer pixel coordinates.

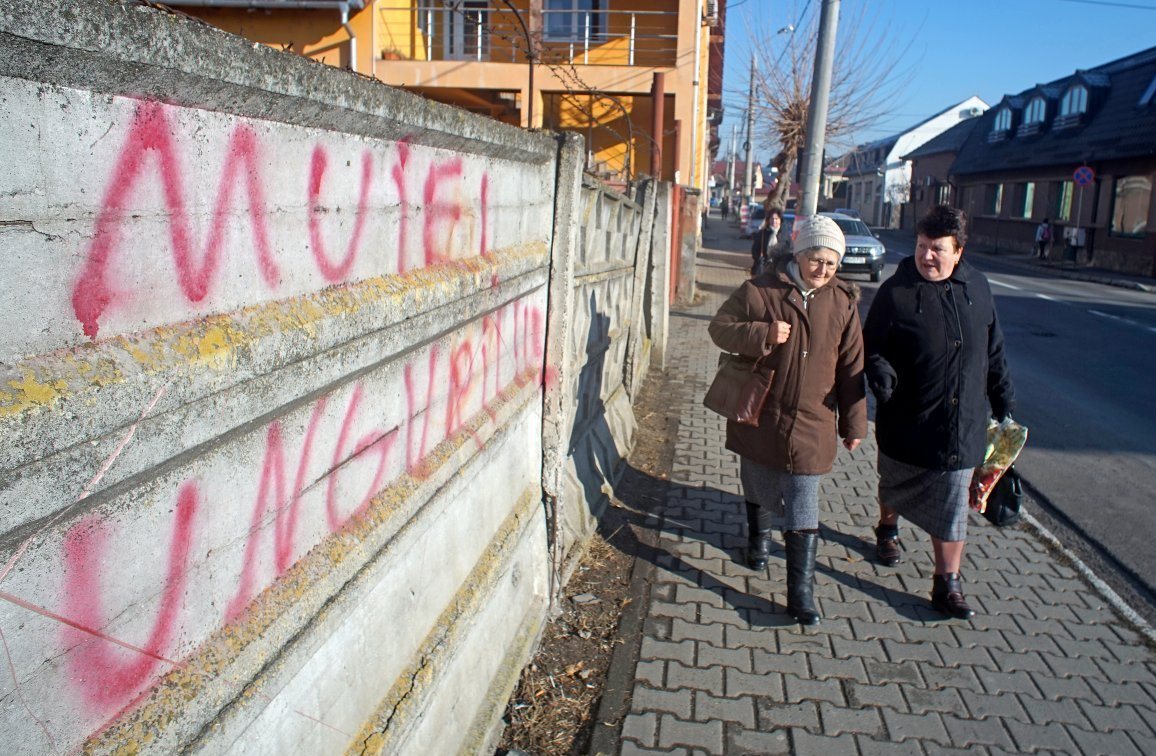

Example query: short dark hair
[768,207,783,222]
[916,205,968,249]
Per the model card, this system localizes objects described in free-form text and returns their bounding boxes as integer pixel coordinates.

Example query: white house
[841,96,988,228]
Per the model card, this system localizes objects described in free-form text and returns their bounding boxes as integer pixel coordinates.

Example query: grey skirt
[878,452,972,542]
[740,457,821,531]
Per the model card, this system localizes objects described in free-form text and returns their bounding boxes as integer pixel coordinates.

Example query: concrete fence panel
[541,173,660,579]
[0,1,565,753]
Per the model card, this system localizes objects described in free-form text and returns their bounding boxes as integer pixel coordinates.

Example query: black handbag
[984,465,1023,527]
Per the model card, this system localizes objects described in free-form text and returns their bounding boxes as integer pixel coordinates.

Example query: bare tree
[740,1,915,210]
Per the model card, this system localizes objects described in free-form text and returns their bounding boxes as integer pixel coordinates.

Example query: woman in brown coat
[708,215,867,625]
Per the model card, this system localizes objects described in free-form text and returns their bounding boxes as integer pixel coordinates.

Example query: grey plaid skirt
[877,452,972,542]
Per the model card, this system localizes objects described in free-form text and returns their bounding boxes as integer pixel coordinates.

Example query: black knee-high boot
[784,530,820,626]
[744,501,774,570]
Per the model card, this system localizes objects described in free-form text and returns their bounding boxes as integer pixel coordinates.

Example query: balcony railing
[377,3,680,67]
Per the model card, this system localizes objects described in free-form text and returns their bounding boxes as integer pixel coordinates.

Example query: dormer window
[1017,97,1047,136]
[988,107,1013,142]
[1025,97,1046,123]
[1061,85,1088,116]
[1056,84,1089,129]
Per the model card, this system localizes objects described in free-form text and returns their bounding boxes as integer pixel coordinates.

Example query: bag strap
[750,283,780,370]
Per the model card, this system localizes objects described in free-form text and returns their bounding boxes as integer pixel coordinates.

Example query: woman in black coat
[863,205,1015,619]
[750,207,791,275]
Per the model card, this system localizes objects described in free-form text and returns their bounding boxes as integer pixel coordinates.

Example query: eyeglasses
[804,256,839,270]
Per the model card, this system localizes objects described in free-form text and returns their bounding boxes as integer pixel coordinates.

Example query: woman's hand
[843,438,862,451]
[766,320,791,345]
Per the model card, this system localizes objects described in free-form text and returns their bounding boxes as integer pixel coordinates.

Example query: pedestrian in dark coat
[749,208,790,275]
[863,205,1016,620]
[710,215,867,625]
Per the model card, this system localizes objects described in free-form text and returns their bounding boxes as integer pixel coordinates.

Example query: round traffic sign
[1073,165,1095,186]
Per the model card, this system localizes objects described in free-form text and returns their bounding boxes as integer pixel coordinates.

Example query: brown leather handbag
[703,353,775,427]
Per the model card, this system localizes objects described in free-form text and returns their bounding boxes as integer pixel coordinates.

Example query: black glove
[867,369,896,404]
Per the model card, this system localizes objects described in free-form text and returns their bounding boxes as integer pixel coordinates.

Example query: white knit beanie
[792,215,846,260]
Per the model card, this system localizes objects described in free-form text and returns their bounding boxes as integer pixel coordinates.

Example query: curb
[989,257,1156,293]
[1019,509,1156,645]
[872,230,1155,294]
[970,250,1154,293]
[587,501,661,756]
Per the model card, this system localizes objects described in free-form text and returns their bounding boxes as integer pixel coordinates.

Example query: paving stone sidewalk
[603,221,1156,755]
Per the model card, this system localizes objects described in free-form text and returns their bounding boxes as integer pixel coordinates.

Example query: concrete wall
[0,1,665,753]
[541,161,665,585]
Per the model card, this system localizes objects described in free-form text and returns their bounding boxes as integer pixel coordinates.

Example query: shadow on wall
[569,294,622,522]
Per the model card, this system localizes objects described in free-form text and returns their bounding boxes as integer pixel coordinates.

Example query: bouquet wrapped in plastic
[969,418,1029,513]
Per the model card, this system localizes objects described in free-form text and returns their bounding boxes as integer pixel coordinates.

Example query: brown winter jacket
[708,259,868,474]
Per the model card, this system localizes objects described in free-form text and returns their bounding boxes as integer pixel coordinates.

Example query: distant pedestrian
[1035,218,1052,259]
[749,208,790,276]
[720,196,730,221]
[710,215,867,626]
[863,205,1016,620]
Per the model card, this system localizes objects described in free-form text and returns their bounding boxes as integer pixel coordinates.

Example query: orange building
[166,1,721,191]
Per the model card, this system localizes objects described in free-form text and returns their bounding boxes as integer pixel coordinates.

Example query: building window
[937,184,952,205]
[545,0,603,42]
[992,108,1012,133]
[1018,182,1035,218]
[1061,85,1088,116]
[1110,175,1152,237]
[1054,181,1074,221]
[985,183,1004,215]
[1025,98,1046,124]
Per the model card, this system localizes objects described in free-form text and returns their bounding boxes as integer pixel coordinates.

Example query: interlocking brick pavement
[599,216,1156,755]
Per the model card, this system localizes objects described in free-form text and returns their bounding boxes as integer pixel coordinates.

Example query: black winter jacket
[863,256,1015,470]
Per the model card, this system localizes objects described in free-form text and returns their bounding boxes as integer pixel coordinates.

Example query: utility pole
[726,123,737,199]
[742,55,756,209]
[797,0,840,217]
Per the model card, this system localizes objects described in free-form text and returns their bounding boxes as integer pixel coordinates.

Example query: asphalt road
[854,231,1156,622]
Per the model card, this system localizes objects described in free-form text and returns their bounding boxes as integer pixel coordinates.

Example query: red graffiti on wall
[480,174,489,260]
[61,481,199,708]
[422,159,463,267]
[444,340,475,439]
[403,347,440,475]
[325,385,397,532]
[72,104,496,339]
[391,138,414,273]
[56,302,544,719]
[308,147,374,282]
[71,101,280,339]
[225,398,328,622]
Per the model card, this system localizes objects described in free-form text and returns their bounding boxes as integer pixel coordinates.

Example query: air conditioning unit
[704,0,719,26]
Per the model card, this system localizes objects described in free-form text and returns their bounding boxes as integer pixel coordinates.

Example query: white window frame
[1025,97,1046,124]
[1110,175,1152,237]
[1019,182,1035,218]
[1055,180,1073,221]
[992,108,1012,132]
[1061,85,1088,116]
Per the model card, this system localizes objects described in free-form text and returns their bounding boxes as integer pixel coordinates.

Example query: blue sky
[720,0,1156,160]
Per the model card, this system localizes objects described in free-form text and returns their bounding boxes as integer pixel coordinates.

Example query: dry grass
[498,526,634,755]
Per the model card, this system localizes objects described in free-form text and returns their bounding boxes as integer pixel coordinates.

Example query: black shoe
[874,524,902,566]
[744,501,773,570]
[784,530,821,626]
[931,573,976,619]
